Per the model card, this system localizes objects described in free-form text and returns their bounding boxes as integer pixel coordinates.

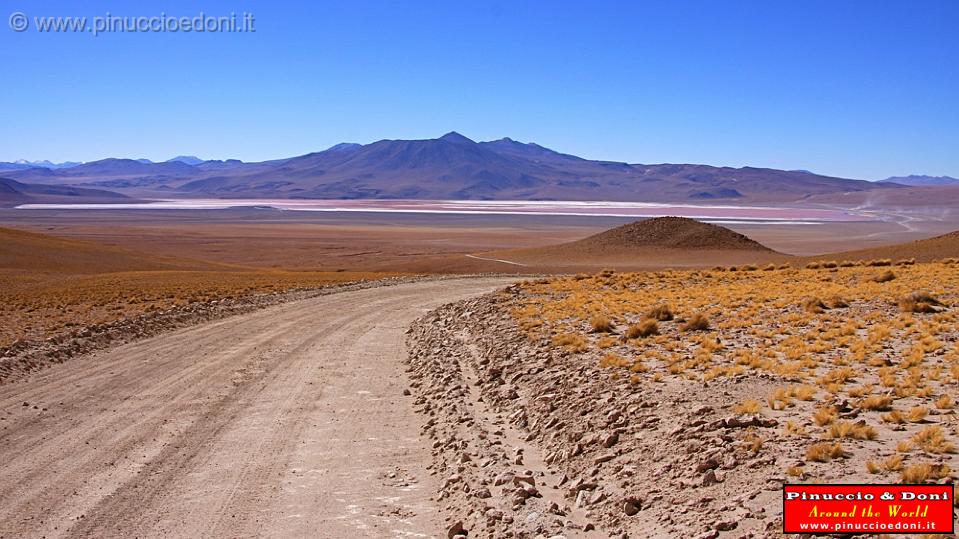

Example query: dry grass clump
[625,319,659,339]
[859,394,893,411]
[784,421,808,437]
[589,315,615,333]
[785,465,805,477]
[599,352,631,369]
[898,292,946,313]
[813,407,838,426]
[827,296,849,308]
[935,394,954,409]
[680,313,710,332]
[907,406,929,423]
[646,304,674,321]
[900,463,953,483]
[790,385,816,401]
[768,387,794,410]
[806,442,846,462]
[827,420,878,440]
[881,410,905,423]
[552,332,588,352]
[803,297,829,314]
[911,426,956,454]
[872,270,897,283]
[883,454,904,472]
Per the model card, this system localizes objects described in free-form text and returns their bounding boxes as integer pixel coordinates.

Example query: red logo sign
[783,483,955,534]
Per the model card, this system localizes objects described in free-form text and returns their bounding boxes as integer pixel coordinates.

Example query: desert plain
[0,202,957,539]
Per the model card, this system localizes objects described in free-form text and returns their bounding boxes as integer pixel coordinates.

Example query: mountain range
[879,175,959,186]
[2,132,950,204]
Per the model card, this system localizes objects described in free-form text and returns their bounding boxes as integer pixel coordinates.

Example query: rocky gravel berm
[406,286,789,538]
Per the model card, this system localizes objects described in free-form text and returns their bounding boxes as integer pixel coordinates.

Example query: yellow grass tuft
[899,292,945,314]
[813,407,838,426]
[734,399,762,415]
[859,395,893,411]
[911,426,956,454]
[625,318,659,339]
[827,420,878,440]
[881,410,905,424]
[589,315,614,333]
[935,394,954,409]
[680,313,710,332]
[806,442,846,462]
[883,454,904,472]
[907,406,929,423]
[872,270,896,283]
[900,463,953,484]
[552,332,588,353]
[646,304,674,321]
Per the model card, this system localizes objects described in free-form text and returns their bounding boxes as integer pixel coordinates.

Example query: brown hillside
[813,229,959,263]
[0,226,395,348]
[0,226,224,274]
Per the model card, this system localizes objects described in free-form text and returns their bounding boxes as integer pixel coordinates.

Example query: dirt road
[0,278,516,539]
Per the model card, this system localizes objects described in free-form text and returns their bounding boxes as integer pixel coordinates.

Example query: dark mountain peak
[325,142,362,153]
[480,137,583,162]
[438,131,475,144]
[166,155,205,165]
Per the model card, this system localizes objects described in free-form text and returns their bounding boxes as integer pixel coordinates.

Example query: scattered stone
[447,521,465,538]
[623,498,641,516]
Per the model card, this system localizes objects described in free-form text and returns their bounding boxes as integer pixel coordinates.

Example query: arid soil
[406,263,959,538]
[0,226,406,349]
[0,277,515,539]
[0,276,431,383]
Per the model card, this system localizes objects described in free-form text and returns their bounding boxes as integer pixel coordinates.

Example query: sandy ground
[0,277,515,539]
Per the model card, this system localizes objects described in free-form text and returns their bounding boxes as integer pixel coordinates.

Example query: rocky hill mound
[571,216,774,251]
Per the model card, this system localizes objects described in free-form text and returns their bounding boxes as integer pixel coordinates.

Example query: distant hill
[570,217,775,252]
[880,175,959,186]
[473,217,786,271]
[0,177,129,207]
[4,132,903,203]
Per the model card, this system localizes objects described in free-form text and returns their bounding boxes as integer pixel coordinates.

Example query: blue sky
[1,1,956,179]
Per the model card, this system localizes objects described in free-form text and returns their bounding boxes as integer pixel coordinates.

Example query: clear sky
[1,1,956,179]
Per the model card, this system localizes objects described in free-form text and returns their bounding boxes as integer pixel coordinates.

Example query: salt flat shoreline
[15,198,865,224]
